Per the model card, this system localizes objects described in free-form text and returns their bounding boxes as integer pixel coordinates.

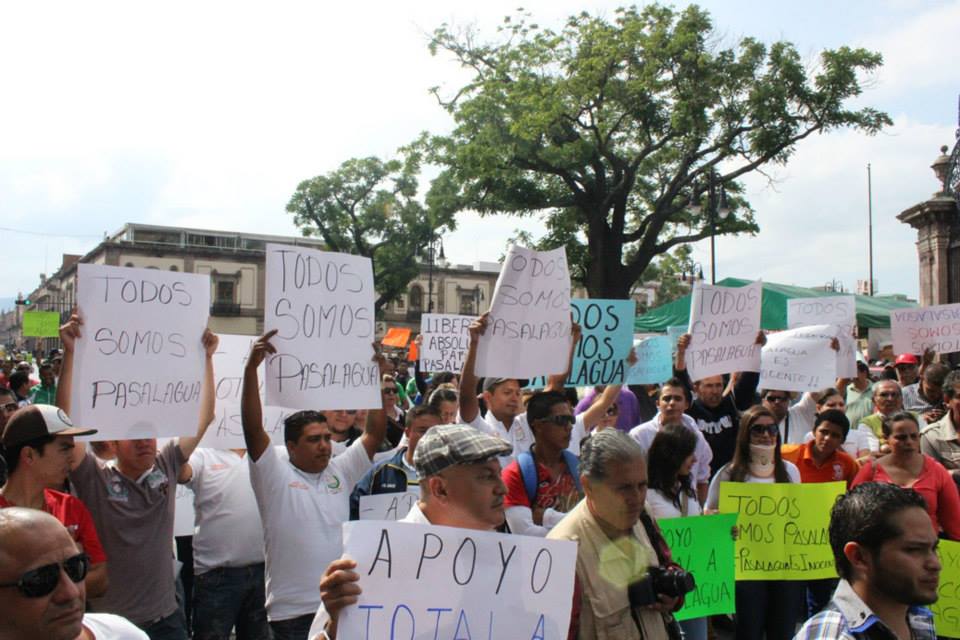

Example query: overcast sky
[1,0,957,301]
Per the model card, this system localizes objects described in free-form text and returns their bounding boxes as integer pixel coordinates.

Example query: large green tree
[286,152,455,315]
[423,4,891,298]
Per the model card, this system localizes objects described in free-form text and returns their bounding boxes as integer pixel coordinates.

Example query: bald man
[0,508,145,640]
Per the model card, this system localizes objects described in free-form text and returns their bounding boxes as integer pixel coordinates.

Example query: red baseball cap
[895,353,919,366]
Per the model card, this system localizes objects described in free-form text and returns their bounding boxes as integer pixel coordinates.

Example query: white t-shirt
[186,448,264,574]
[629,414,713,484]
[646,489,704,520]
[777,393,817,445]
[249,438,372,621]
[705,461,801,511]
[467,412,588,466]
[82,613,149,639]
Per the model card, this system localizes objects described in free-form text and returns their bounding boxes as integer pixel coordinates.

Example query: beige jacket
[921,411,960,470]
[548,501,670,640]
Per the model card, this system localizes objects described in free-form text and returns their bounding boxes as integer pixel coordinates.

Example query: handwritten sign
[788,296,857,378]
[70,264,210,438]
[931,539,960,638]
[264,244,379,410]
[667,325,687,354]
[22,311,61,338]
[626,336,673,384]
[419,314,474,373]
[338,520,576,639]
[528,299,634,388]
[759,325,839,393]
[719,481,844,580]
[358,488,421,521]
[660,514,736,621]
[686,281,762,381]
[475,245,572,379]
[197,333,298,449]
[891,303,960,356]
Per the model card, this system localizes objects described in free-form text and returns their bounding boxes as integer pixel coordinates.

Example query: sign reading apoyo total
[475,245,572,379]
[337,520,576,639]
[70,264,211,439]
[264,243,380,410]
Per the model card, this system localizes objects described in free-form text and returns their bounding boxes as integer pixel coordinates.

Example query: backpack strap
[517,450,539,505]
[562,450,583,494]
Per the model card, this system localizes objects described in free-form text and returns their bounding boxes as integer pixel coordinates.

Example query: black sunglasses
[750,424,779,437]
[541,415,576,427]
[0,553,89,598]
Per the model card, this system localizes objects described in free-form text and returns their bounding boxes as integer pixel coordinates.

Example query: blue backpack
[517,449,583,505]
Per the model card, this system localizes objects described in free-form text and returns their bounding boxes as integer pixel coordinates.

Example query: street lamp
[422,236,445,313]
[689,170,731,284]
[681,262,705,283]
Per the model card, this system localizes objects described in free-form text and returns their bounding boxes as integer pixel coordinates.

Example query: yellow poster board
[719,481,844,580]
[932,540,960,638]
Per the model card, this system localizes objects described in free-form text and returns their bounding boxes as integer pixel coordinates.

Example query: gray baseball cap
[413,424,513,477]
[481,377,529,393]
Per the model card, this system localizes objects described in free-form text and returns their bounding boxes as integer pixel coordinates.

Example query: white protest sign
[475,245,572,379]
[264,244,380,410]
[358,488,421,521]
[338,520,577,640]
[71,264,210,438]
[788,296,857,378]
[891,303,960,356]
[759,325,839,393]
[198,333,298,449]
[419,314,474,373]
[686,281,763,382]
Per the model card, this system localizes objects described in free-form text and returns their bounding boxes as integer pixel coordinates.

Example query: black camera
[627,566,696,607]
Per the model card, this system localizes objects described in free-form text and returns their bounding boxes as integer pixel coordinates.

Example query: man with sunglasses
[0,507,147,639]
[761,388,818,446]
[0,405,107,598]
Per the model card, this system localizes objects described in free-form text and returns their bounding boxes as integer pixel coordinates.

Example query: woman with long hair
[427,387,459,425]
[850,410,960,540]
[705,406,803,640]
[646,424,706,640]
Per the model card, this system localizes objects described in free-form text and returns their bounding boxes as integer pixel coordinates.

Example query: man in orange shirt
[781,409,859,485]
[781,408,859,618]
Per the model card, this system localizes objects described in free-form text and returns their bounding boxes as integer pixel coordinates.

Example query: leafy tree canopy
[422,4,891,298]
[286,150,456,314]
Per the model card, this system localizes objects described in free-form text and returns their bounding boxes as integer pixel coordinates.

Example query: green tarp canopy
[634,277,917,333]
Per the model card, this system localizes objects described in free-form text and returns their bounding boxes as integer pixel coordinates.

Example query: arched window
[409,285,423,310]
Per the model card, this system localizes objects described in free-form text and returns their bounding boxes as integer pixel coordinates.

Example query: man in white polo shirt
[240,330,388,640]
[178,445,266,640]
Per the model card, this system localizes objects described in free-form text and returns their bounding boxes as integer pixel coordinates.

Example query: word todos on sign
[93,276,194,306]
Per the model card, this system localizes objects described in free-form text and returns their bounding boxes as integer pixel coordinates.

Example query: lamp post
[424,236,445,313]
[690,171,731,284]
[681,262,705,284]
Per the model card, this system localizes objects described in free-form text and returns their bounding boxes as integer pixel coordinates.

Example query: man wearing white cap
[0,404,107,597]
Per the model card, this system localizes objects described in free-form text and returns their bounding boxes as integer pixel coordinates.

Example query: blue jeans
[193,563,269,640]
[269,614,314,640]
[139,610,189,640]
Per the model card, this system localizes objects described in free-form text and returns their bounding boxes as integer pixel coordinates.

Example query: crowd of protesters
[0,307,953,640]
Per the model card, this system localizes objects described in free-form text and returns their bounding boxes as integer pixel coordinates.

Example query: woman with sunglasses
[705,406,803,640]
[850,411,960,540]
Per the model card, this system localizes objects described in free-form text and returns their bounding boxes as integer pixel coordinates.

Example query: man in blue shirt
[794,483,940,640]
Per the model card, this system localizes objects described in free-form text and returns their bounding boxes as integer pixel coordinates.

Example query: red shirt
[851,455,960,541]
[0,489,107,563]
[502,457,581,513]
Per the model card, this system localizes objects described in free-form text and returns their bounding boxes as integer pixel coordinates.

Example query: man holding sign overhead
[239,330,388,640]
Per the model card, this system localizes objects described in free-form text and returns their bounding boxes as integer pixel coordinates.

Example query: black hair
[659,379,691,403]
[880,410,920,439]
[283,410,326,444]
[8,371,29,392]
[814,409,851,440]
[406,404,441,425]
[525,391,571,427]
[829,482,928,581]
[0,388,14,400]
[0,434,56,475]
[647,424,698,510]
[427,387,458,408]
[815,387,843,407]
[924,362,950,387]
[38,363,53,373]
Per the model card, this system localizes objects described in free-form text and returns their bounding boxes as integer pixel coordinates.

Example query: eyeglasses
[0,402,17,413]
[750,424,779,437]
[0,553,88,598]
[764,395,789,403]
[876,392,901,399]
[540,415,576,427]
[381,388,397,395]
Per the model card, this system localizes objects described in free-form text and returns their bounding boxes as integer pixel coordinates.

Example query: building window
[169,265,179,272]
[216,280,235,304]
[396,297,405,310]
[459,294,476,315]
[409,285,423,310]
